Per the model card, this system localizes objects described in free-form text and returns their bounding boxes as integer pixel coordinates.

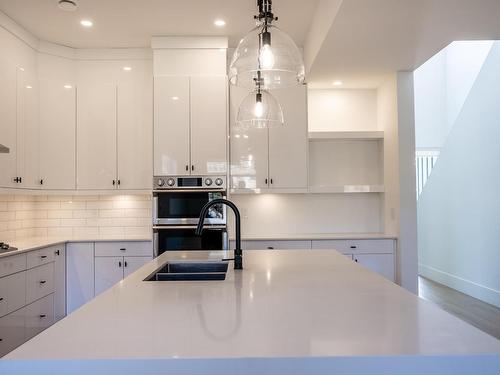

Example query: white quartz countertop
[5,250,500,360]
[233,233,397,241]
[0,236,152,258]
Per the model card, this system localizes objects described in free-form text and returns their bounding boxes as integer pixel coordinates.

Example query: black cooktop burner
[0,242,18,252]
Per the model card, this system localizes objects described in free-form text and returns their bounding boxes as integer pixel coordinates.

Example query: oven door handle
[153,225,228,230]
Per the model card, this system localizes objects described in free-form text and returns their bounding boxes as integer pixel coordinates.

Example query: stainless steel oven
[153,226,228,257]
[153,175,227,226]
[152,175,228,256]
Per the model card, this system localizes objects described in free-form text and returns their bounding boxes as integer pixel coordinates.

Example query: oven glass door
[154,227,227,256]
[154,192,225,225]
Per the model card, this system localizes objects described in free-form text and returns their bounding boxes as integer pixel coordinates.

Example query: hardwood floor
[418,276,500,339]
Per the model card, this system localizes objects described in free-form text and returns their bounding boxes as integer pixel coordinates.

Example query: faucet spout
[196,199,242,270]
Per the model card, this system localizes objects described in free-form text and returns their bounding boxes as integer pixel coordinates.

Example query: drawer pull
[124,261,128,267]
[354,259,358,262]
[39,280,47,284]
[40,255,48,259]
[39,314,46,318]
[0,338,3,342]
[55,250,60,256]
[350,246,357,249]
[120,248,126,251]
[119,261,122,267]
[267,246,274,250]
[0,297,3,301]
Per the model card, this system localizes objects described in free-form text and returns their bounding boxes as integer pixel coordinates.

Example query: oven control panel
[153,176,226,190]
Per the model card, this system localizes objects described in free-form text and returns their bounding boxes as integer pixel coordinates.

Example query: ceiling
[0,0,318,48]
[307,0,500,88]
[2,0,500,89]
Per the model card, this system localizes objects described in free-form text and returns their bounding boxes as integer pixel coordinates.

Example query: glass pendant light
[236,71,284,129]
[229,0,305,90]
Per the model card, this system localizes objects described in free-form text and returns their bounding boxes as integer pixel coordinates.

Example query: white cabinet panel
[26,263,54,305]
[26,246,56,269]
[94,241,152,257]
[0,271,26,318]
[94,257,123,296]
[24,294,54,341]
[117,81,153,189]
[123,256,152,278]
[154,76,190,175]
[77,83,117,189]
[269,85,308,189]
[354,253,395,282]
[66,243,94,314]
[53,245,66,322]
[190,76,227,175]
[0,307,26,357]
[0,58,19,188]
[39,80,76,189]
[311,239,395,254]
[238,240,311,250]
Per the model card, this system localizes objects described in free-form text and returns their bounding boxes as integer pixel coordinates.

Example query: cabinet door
[0,271,26,318]
[17,66,39,189]
[24,294,54,341]
[0,307,26,357]
[154,76,190,175]
[66,243,94,314]
[39,80,76,189]
[117,80,153,189]
[0,59,18,188]
[354,253,395,282]
[229,85,269,190]
[94,257,124,296]
[190,76,227,175]
[123,256,152,278]
[77,83,117,189]
[53,246,66,322]
[268,85,308,189]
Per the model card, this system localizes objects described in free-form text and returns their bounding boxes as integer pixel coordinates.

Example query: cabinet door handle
[55,250,60,256]
[267,246,274,250]
[39,280,46,284]
[185,165,189,171]
[120,248,126,251]
[350,245,357,249]
[18,177,22,183]
[39,314,46,318]
[270,178,273,184]
[124,261,128,267]
[265,178,268,185]
[117,179,121,186]
[40,255,47,259]
[119,261,122,267]
[191,165,194,171]
[39,179,44,185]
[112,180,116,186]
[0,297,4,302]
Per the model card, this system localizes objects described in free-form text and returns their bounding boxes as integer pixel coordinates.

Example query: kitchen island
[2,250,500,374]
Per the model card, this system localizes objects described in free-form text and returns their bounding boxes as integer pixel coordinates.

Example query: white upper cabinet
[154,75,227,176]
[0,58,18,188]
[190,76,227,175]
[154,76,190,175]
[268,85,308,189]
[117,78,153,190]
[39,81,76,189]
[229,84,308,192]
[77,82,117,189]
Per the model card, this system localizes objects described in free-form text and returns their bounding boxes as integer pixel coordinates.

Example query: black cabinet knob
[39,314,46,318]
[39,280,46,284]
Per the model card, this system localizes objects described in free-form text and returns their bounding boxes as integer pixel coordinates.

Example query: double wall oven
[153,175,228,257]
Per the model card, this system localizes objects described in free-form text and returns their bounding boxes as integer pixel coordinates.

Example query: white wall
[308,89,378,132]
[418,42,500,307]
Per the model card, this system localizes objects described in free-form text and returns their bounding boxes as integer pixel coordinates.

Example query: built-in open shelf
[308,185,385,194]
[308,130,384,140]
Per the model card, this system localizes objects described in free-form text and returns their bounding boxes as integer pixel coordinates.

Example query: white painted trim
[308,131,384,140]
[308,185,385,193]
[151,36,228,49]
[0,10,39,50]
[75,48,153,60]
[419,264,500,308]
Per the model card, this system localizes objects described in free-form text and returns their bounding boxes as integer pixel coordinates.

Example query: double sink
[144,260,229,281]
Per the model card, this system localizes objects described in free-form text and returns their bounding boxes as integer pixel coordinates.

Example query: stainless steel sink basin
[144,260,229,281]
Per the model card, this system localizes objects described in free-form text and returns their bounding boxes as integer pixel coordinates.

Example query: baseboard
[419,263,500,308]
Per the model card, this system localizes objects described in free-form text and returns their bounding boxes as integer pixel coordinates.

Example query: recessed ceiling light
[214,19,226,27]
[63,84,73,89]
[123,66,132,71]
[171,96,179,101]
[80,19,93,27]
[333,80,343,86]
[58,0,78,12]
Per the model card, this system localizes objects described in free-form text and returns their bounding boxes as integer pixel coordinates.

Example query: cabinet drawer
[0,307,26,357]
[25,294,54,340]
[354,253,395,282]
[26,263,54,304]
[95,241,152,257]
[0,271,26,318]
[27,246,56,269]
[0,254,26,278]
[237,240,311,250]
[311,239,395,254]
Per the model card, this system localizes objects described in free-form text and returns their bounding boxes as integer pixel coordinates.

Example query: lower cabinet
[0,307,26,357]
[24,294,54,340]
[95,256,152,296]
[66,243,95,314]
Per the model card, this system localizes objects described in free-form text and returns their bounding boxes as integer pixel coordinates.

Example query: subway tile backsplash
[0,194,152,241]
